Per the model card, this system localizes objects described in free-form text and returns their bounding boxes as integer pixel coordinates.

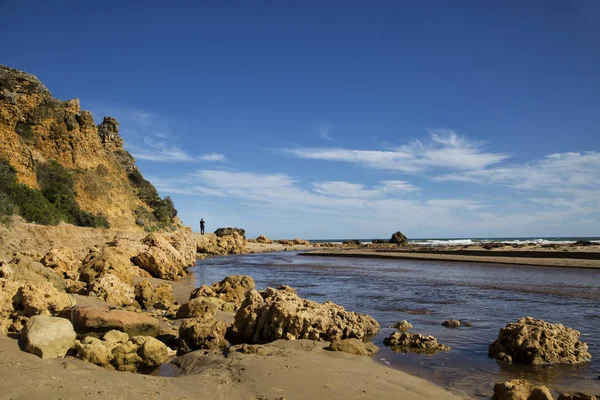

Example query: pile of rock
[74,329,171,372]
[196,232,248,256]
[492,379,553,400]
[132,233,189,280]
[0,275,72,334]
[187,275,255,313]
[227,286,380,344]
[488,317,591,364]
[177,318,229,355]
[134,280,176,310]
[383,331,450,354]
[492,379,597,400]
[255,235,274,244]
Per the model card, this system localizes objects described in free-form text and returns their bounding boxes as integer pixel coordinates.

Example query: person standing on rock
[200,218,205,235]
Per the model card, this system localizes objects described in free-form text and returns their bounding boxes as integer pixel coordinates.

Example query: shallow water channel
[190,251,600,398]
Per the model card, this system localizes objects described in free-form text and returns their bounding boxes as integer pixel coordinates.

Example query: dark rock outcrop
[214,227,246,238]
[389,231,408,245]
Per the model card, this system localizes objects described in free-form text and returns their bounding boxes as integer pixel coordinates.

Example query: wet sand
[0,334,464,400]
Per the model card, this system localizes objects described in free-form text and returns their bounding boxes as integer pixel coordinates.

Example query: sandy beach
[0,333,465,400]
[300,245,600,269]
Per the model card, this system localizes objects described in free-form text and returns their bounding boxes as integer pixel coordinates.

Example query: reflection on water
[191,251,600,398]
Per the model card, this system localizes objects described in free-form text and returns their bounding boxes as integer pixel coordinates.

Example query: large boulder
[214,227,245,238]
[0,278,72,334]
[2,255,66,291]
[383,331,450,354]
[329,338,379,356]
[134,280,154,308]
[131,335,170,368]
[21,315,76,359]
[178,318,229,355]
[59,307,159,337]
[80,246,134,285]
[133,280,175,310]
[227,287,380,344]
[0,278,21,333]
[41,247,81,280]
[18,281,72,316]
[132,233,187,280]
[492,379,553,400]
[74,336,114,367]
[153,283,175,310]
[190,275,255,307]
[87,274,135,307]
[389,231,408,245]
[176,297,220,320]
[165,230,198,266]
[75,332,171,372]
[488,317,591,365]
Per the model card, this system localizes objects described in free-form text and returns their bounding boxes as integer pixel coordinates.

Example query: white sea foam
[410,238,600,246]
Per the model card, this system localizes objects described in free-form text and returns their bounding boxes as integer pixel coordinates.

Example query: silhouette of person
[200,218,205,235]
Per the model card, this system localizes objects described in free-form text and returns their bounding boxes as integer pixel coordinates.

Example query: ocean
[191,249,600,398]
[309,237,600,246]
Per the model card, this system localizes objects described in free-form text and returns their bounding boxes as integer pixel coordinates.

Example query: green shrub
[128,169,177,226]
[0,159,18,189]
[73,209,110,228]
[36,160,78,220]
[6,183,62,225]
[15,123,35,143]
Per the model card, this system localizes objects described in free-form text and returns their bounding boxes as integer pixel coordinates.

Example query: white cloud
[435,151,600,190]
[312,180,419,198]
[199,153,226,162]
[287,130,509,172]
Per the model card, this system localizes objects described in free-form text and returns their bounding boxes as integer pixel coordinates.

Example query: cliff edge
[0,65,178,230]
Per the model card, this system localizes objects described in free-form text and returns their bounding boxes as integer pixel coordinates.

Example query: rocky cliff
[0,65,177,230]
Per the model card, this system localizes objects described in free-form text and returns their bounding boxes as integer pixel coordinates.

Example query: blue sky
[1,0,599,239]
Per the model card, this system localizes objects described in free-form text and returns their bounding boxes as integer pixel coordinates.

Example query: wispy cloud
[435,151,600,190]
[312,180,419,198]
[287,130,509,173]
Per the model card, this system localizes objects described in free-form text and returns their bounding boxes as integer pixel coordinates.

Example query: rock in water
[227,287,380,344]
[392,320,412,331]
[442,319,461,328]
[21,316,76,359]
[488,317,591,364]
[389,231,408,245]
[558,393,597,400]
[492,379,553,400]
[383,331,450,354]
[329,338,379,356]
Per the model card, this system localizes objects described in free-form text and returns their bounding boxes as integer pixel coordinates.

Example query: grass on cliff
[127,169,177,228]
[0,159,109,227]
